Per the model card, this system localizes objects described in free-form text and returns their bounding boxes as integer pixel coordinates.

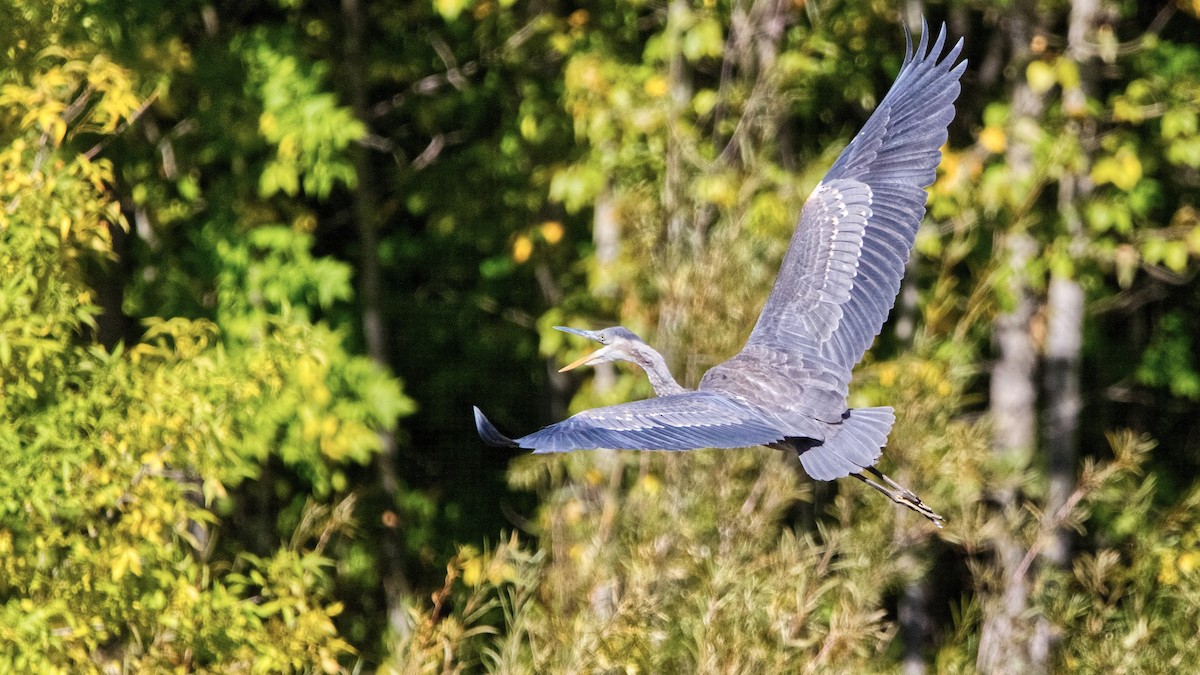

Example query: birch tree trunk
[1042,0,1100,571]
[979,232,1039,675]
[978,1,1045,671]
[1030,0,1102,660]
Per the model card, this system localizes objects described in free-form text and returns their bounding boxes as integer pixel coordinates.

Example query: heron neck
[632,345,687,396]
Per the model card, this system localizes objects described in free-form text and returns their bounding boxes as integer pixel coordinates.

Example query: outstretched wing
[737,22,965,375]
[473,392,785,453]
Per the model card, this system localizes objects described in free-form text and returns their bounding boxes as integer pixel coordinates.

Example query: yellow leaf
[278,134,299,160]
[512,234,533,263]
[519,114,538,140]
[434,0,470,21]
[637,474,661,496]
[979,125,1007,154]
[1092,148,1142,191]
[112,547,143,581]
[693,89,718,116]
[1164,242,1188,273]
[540,220,564,244]
[696,173,737,208]
[1026,60,1056,94]
[879,364,897,387]
[683,18,724,61]
[1159,553,1180,585]
[260,111,278,136]
[643,75,668,98]
[1056,59,1082,90]
[568,9,589,28]
[462,556,484,587]
[50,118,67,145]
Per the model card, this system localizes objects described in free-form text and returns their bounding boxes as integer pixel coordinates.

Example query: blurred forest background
[2,0,1200,671]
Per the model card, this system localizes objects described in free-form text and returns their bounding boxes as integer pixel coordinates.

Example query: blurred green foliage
[0,0,410,669]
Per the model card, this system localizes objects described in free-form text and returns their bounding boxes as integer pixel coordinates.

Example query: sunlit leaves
[1091,146,1143,191]
[215,225,353,338]
[433,0,473,22]
[0,12,413,668]
[979,125,1007,154]
[1085,199,1133,235]
[1140,235,1190,273]
[240,29,363,199]
[682,17,724,62]
[1024,57,1083,102]
[0,308,374,669]
[1026,60,1057,95]
[549,162,605,213]
[1162,108,1200,167]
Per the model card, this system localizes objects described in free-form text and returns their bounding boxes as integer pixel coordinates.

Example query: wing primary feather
[901,20,914,68]
[474,407,520,448]
[500,392,787,453]
[708,21,965,408]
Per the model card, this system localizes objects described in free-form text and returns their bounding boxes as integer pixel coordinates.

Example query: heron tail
[473,406,520,448]
[795,406,895,481]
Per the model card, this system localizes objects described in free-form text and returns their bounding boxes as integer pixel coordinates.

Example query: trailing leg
[852,469,945,528]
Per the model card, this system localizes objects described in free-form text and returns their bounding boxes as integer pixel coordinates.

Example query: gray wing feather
[797,406,895,480]
[734,22,965,382]
[513,391,785,453]
[747,180,873,355]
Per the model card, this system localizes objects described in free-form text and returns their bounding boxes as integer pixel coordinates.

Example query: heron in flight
[475,22,965,527]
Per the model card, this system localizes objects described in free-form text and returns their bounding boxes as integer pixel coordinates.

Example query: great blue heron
[475,22,965,527]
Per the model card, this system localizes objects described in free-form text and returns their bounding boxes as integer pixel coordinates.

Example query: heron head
[553,326,646,372]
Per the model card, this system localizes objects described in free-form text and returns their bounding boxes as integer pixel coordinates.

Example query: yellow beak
[559,350,598,373]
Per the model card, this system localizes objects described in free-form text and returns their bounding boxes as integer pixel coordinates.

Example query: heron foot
[852,468,945,528]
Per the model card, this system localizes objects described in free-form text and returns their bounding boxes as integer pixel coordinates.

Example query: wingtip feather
[929,21,947,61]
[916,17,929,58]
[473,406,520,448]
[901,20,914,67]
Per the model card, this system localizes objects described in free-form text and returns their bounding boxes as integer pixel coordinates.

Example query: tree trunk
[899,567,933,675]
[340,0,411,637]
[590,189,620,395]
[656,0,695,363]
[978,3,1045,671]
[95,202,137,349]
[979,231,1040,675]
[1030,0,1102,660]
[1042,0,1100,570]
[1040,275,1083,562]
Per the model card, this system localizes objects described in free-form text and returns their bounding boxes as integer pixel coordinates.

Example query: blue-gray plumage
[473,21,965,527]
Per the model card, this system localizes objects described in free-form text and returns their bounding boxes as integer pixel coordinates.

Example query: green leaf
[682,18,724,61]
[434,0,471,21]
